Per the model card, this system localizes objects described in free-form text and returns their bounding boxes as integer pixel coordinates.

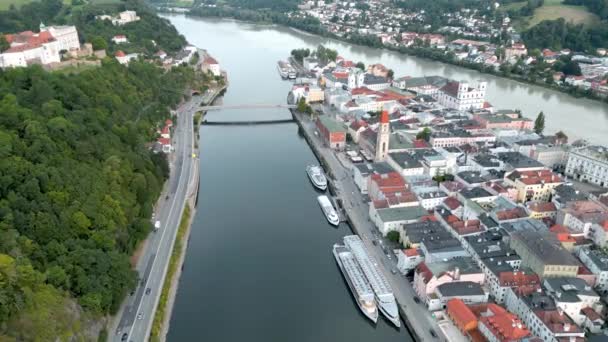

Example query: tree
[90,36,107,51]
[416,127,432,142]
[387,230,400,243]
[555,130,568,144]
[562,60,582,76]
[534,111,545,135]
[355,61,365,70]
[0,35,9,52]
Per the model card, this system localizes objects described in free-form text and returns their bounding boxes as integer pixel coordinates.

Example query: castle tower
[375,110,390,161]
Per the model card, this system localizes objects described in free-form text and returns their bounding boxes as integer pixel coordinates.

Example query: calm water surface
[168,15,608,144]
[164,14,608,342]
[165,14,412,342]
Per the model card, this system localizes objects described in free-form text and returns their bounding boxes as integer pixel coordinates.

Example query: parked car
[429,329,437,338]
[121,333,128,341]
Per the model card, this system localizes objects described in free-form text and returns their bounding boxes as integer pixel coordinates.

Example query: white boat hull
[333,245,379,323]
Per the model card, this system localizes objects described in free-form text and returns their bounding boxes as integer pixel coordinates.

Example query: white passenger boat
[344,235,401,328]
[306,165,327,191]
[277,61,289,79]
[333,244,379,323]
[317,195,340,226]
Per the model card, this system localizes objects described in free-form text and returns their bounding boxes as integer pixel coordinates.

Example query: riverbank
[289,108,442,341]
[174,8,608,106]
[149,79,223,341]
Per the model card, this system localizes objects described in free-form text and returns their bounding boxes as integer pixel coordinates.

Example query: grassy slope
[509,0,600,30]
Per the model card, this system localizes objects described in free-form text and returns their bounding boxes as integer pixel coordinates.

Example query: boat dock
[291,108,444,341]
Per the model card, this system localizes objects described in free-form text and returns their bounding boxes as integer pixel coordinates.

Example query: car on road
[372,240,378,245]
[413,296,421,304]
[121,333,128,341]
[391,268,397,274]
[429,329,437,338]
[137,312,143,320]
[145,288,151,295]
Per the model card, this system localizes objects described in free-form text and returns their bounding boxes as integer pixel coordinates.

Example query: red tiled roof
[158,137,170,145]
[413,139,429,148]
[351,87,380,96]
[447,299,478,332]
[5,30,55,53]
[480,303,532,341]
[440,81,461,97]
[115,50,126,57]
[403,248,419,257]
[528,202,557,213]
[510,169,563,185]
[349,120,368,131]
[373,199,389,209]
[444,197,462,210]
[581,307,602,321]
[370,172,405,188]
[498,271,540,290]
[380,110,389,124]
[535,310,582,334]
[495,207,528,221]
[416,262,432,282]
[204,56,218,65]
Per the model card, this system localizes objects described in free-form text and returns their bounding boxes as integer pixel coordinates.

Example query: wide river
[164,14,608,341]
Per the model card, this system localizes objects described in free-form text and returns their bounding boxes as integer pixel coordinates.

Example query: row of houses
[291,52,608,340]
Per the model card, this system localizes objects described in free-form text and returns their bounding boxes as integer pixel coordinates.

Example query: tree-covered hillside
[0,0,197,339]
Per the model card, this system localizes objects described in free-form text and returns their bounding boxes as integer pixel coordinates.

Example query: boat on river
[317,195,340,226]
[306,165,327,191]
[277,61,295,79]
[343,235,400,328]
[333,244,378,323]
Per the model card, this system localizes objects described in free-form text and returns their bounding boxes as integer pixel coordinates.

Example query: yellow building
[510,230,579,279]
[505,169,563,203]
[527,201,557,220]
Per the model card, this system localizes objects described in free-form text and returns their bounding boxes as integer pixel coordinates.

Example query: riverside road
[112,96,199,342]
[294,110,446,341]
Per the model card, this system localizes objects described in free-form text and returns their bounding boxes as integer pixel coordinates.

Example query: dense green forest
[188,6,326,34]
[0,0,187,56]
[73,3,187,55]
[522,18,608,51]
[0,0,196,339]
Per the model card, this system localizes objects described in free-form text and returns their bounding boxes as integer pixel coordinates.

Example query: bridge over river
[200,103,296,111]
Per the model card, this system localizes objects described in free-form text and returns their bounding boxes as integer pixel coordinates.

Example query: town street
[295,111,446,341]
[112,96,200,342]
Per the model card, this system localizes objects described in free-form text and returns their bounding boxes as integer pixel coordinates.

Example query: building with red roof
[478,303,534,342]
[527,201,557,220]
[446,298,478,333]
[202,54,221,76]
[396,248,424,273]
[0,28,65,68]
[367,172,408,201]
[505,169,563,203]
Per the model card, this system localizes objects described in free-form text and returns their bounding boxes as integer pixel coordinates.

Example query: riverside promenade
[291,110,445,342]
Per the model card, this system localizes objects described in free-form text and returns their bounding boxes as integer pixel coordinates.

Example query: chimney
[454,267,461,280]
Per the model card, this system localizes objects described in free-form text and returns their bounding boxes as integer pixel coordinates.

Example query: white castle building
[0,23,80,68]
[435,80,487,110]
[96,10,140,26]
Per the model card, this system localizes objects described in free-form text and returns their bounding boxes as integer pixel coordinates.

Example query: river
[163,14,608,341]
[164,14,413,342]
